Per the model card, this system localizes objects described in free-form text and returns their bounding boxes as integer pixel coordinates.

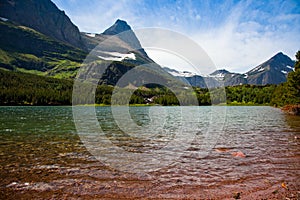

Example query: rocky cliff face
[0,0,86,50]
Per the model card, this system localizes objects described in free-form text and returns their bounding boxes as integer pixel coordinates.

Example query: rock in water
[231,151,246,158]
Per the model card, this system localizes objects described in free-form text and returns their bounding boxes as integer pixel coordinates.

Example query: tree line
[0,69,286,106]
[271,50,300,107]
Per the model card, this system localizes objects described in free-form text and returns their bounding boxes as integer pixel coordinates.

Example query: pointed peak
[115,19,128,24]
[272,52,287,59]
[103,19,132,35]
[268,52,294,64]
[210,69,230,75]
[275,51,283,55]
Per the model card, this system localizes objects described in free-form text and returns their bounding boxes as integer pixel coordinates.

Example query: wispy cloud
[52,0,300,73]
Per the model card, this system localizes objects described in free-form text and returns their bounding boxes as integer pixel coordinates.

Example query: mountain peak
[208,69,235,81]
[268,52,293,65]
[270,52,291,61]
[103,19,132,35]
[100,19,152,62]
[116,19,127,24]
[246,52,295,85]
[274,52,284,56]
[210,69,231,76]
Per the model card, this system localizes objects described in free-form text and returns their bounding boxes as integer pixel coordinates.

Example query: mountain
[209,69,230,77]
[81,19,152,65]
[208,69,247,86]
[102,19,148,57]
[85,20,186,87]
[78,19,183,88]
[165,52,295,88]
[0,0,86,50]
[103,19,132,35]
[245,52,295,85]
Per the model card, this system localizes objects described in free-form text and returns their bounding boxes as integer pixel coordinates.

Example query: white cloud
[136,28,216,75]
[146,49,200,74]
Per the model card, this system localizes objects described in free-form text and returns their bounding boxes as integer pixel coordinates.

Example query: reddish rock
[282,104,300,116]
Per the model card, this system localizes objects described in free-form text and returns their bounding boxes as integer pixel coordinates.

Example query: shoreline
[0,103,271,107]
[281,104,300,116]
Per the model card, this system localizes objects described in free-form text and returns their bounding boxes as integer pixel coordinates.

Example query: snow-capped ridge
[209,69,231,78]
[163,67,197,77]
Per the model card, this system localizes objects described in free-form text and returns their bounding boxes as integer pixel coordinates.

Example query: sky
[52,0,300,73]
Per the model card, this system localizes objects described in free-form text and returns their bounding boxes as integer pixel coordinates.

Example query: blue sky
[52,0,300,73]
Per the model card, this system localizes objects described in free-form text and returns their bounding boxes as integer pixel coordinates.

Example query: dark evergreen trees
[271,50,300,106]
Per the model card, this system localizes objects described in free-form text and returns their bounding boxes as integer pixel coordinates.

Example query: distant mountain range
[0,0,295,88]
[164,52,295,87]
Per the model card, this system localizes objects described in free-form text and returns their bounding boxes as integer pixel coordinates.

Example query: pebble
[233,192,241,199]
[7,182,18,187]
[231,151,246,158]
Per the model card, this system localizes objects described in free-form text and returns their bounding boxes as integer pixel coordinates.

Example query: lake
[0,106,299,199]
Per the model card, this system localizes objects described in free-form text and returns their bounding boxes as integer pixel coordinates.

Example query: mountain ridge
[164,52,295,87]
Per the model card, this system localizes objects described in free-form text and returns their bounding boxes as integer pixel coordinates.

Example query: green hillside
[0,20,86,78]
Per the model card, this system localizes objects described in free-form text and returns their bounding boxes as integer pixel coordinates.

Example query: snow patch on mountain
[209,69,231,77]
[163,67,197,77]
[98,51,136,61]
[209,72,226,78]
[250,66,265,73]
[247,64,265,74]
[257,68,264,72]
[85,33,96,37]
[168,70,196,77]
[0,17,8,21]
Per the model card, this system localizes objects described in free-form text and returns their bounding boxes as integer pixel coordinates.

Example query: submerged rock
[231,151,246,158]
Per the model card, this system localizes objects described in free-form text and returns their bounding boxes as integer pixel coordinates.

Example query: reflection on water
[0,106,299,199]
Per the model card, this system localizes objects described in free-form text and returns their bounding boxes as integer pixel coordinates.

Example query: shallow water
[0,106,299,199]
